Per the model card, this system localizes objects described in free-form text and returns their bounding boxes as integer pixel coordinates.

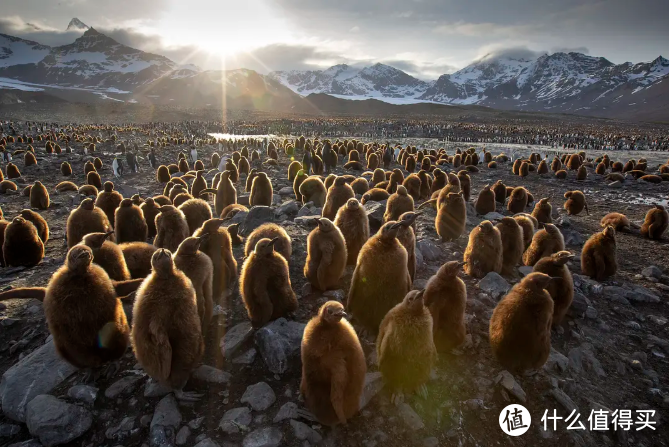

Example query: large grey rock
[144,380,172,398]
[562,228,584,246]
[568,344,606,377]
[273,402,298,423]
[67,385,98,405]
[243,427,283,447]
[240,382,276,411]
[482,212,506,221]
[398,403,425,431]
[220,322,253,358]
[192,365,232,384]
[495,370,526,403]
[228,210,249,225]
[275,200,299,216]
[150,395,182,447]
[0,339,77,422]
[219,407,252,434]
[25,395,92,446]
[194,439,220,447]
[0,423,20,437]
[240,206,275,236]
[290,419,323,443]
[642,265,663,279]
[359,372,384,410]
[254,318,306,374]
[364,201,386,230]
[277,186,294,195]
[568,291,589,318]
[7,440,42,447]
[479,272,510,299]
[294,215,320,227]
[544,348,569,373]
[417,240,441,262]
[603,285,659,304]
[105,375,142,399]
[115,184,140,198]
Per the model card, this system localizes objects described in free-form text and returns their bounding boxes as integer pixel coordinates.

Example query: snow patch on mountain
[0,34,51,68]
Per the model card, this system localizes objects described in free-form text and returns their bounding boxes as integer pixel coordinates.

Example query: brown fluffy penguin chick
[489,272,554,373]
[249,172,273,206]
[240,238,298,328]
[24,151,37,166]
[384,185,414,223]
[140,198,161,238]
[436,192,466,241]
[402,174,421,201]
[475,184,496,215]
[377,290,436,402]
[178,198,213,235]
[641,205,669,240]
[154,205,189,252]
[55,181,78,193]
[396,212,419,283]
[220,203,248,220]
[581,226,618,280]
[531,197,552,226]
[200,170,236,217]
[245,223,292,264]
[299,176,327,207]
[119,242,157,279]
[463,220,503,278]
[131,249,204,401]
[523,223,565,266]
[305,218,348,291]
[361,188,390,204]
[78,184,98,196]
[81,232,131,281]
[115,198,148,243]
[95,182,124,228]
[491,180,507,204]
[563,190,589,216]
[600,212,631,232]
[457,171,471,201]
[87,171,102,190]
[3,217,44,267]
[424,261,466,352]
[533,251,574,327]
[174,237,214,339]
[495,217,525,277]
[6,162,21,179]
[301,301,366,426]
[334,198,369,266]
[20,209,48,243]
[507,186,528,214]
[347,221,410,333]
[514,214,536,250]
[350,177,369,196]
[227,223,244,246]
[44,245,130,370]
[193,218,237,300]
[190,171,207,199]
[29,181,49,210]
[67,198,113,249]
[576,165,587,180]
[323,177,355,221]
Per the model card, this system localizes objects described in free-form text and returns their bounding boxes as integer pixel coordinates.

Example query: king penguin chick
[301,301,366,426]
[3,217,44,267]
[396,211,419,283]
[322,176,355,221]
[334,198,370,266]
[193,218,237,301]
[249,171,273,206]
[132,249,204,401]
[67,198,114,249]
[240,238,298,328]
[489,272,554,373]
[305,218,347,291]
[174,236,214,339]
[140,198,161,239]
[533,251,574,326]
[495,217,524,277]
[581,226,617,280]
[245,223,292,264]
[178,198,213,235]
[435,191,466,242]
[95,182,123,228]
[20,209,48,244]
[119,242,157,279]
[463,220,503,278]
[424,261,467,352]
[80,232,131,281]
[377,289,436,403]
[531,197,552,226]
[347,221,410,333]
[115,198,148,244]
[640,205,669,240]
[384,185,414,223]
[29,181,49,210]
[154,205,189,252]
[522,223,565,266]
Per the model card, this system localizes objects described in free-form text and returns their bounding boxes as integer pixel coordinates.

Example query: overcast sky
[2,0,667,79]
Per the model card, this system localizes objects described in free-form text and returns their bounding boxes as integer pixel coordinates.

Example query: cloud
[433,21,538,38]
[474,45,546,62]
[0,16,83,46]
[550,46,590,55]
[379,59,459,79]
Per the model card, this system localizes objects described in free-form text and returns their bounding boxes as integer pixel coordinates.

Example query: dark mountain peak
[66,18,89,31]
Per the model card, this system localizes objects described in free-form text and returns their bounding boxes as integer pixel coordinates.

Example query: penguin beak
[104,230,114,239]
[269,237,279,247]
[334,309,347,318]
[389,222,402,230]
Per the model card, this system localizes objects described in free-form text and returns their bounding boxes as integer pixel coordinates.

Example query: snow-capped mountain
[66,18,89,31]
[0,34,51,68]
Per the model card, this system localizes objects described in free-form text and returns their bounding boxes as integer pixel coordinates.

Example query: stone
[0,423,20,437]
[240,206,275,236]
[297,204,314,218]
[417,240,441,262]
[228,210,249,225]
[364,202,386,230]
[275,200,299,216]
[642,266,663,279]
[568,344,606,377]
[478,272,510,299]
[323,289,346,302]
[105,416,135,440]
[105,375,142,399]
[188,417,205,430]
[294,215,320,227]
[150,395,182,447]
[568,292,588,318]
[243,427,283,447]
[273,402,298,423]
[544,348,569,373]
[359,372,384,410]
[240,382,276,411]
[627,285,660,303]
[482,212,506,221]
[0,339,77,422]
[115,184,140,198]
[175,426,191,445]
[144,380,172,398]
[518,266,533,277]
[233,348,257,365]
[562,228,584,246]
[550,389,578,413]
[608,181,623,188]
[254,318,306,374]
[193,365,232,384]
[495,371,526,403]
[67,385,98,405]
[219,407,252,434]
[220,322,254,358]
[278,186,294,195]
[423,437,439,447]
[194,439,220,447]
[398,403,425,431]
[7,441,41,447]
[25,395,92,446]
[601,286,631,306]
[585,306,598,319]
[290,420,323,444]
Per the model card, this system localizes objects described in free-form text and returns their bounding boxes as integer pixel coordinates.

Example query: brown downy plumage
[245,223,292,264]
[640,205,669,240]
[492,180,507,204]
[3,217,44,267]
[581,226,618,280]
[157,165,170,183]
[495,217,525,277]
[191,171,207,199]
[576,165,587,180]
[396,212,419,283]
[323,176,355,221]
[436,191,467,242]
[249,172,273,206]
[533,251,574,326]
[384,185,414,223]
[600,212,631,232]
[119,242,157,279]
[178,198,213,235]
[463,220,503,278]
[115,198,148,244]
[334,198,370,266]
[240,238,298,328]
[531,197,552,226]
[507,187,529,214]
[301,301,366,426]
[200,170,236,216]
[87,171,102,190]
[475,184,496,215]
[563,190,589,215]
[29,181,49,210]
[80,232,131,281]
[96,182,124,227]
[193,218,237,301]
[174,236,214,339]
[424,261,467,352]
[402,174,421,201]
[20,209,48,244]
[361,188,390,204]
[377,290,436,400]
[513,213,537,250]
[304,218,347,291]
[67,198,114,249]
[154,205,189,252]
[347,221,410,333]
[299,176,327,207]
[523,223,565,266]
[132,249,204,401]
[489,272,554,373]
[140,198,161,239]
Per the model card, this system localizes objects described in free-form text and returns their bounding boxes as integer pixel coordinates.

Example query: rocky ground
[0,136,668,447]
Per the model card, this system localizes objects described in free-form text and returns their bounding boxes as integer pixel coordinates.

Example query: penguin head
[120,198,133,208]
[345,198,360,210]
[551,251,574,266]
[80,198,95,210]
[200,218,225,235]
[176,236,202,256]
[523,272,554,292]
[334,176,347,187]
[103,182,114,193]
[396,185,408,196]
[254,237,278,256]
[227,223,239,236]
[602,225,616,240]
[379,220,402,240]
[477,220,494,233]
[398,211,419,227]
[319,301,346,324]
[403,289,425,309]
[438,260,464,278]
[316,218,335,232]
[151,248,174,274]
[67,245,94,270]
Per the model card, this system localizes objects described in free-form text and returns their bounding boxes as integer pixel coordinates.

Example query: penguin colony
[0,126,666,440]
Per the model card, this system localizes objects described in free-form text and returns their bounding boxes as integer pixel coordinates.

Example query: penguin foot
[390,391,405,406]
[297,408,318,422]
[174,389,203,402]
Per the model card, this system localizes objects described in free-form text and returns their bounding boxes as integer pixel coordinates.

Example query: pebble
[478,272,510,300]
[240,382,276,411]
[105,375,142,399]
[194,439,220,447]
[219,407,252,434]
[176,426,191,445]
[243,427,283,447]
[0,423,20,437]
[290,419,323,443]
[188,417,205,430]
[26,395,92,446]
[67,385,98,405]
[233,348,258,365]
[273,402,298,423]
[220,321,254,358]
[495,370,527,403]
[398,403,425,431]
[193,365,232,384]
